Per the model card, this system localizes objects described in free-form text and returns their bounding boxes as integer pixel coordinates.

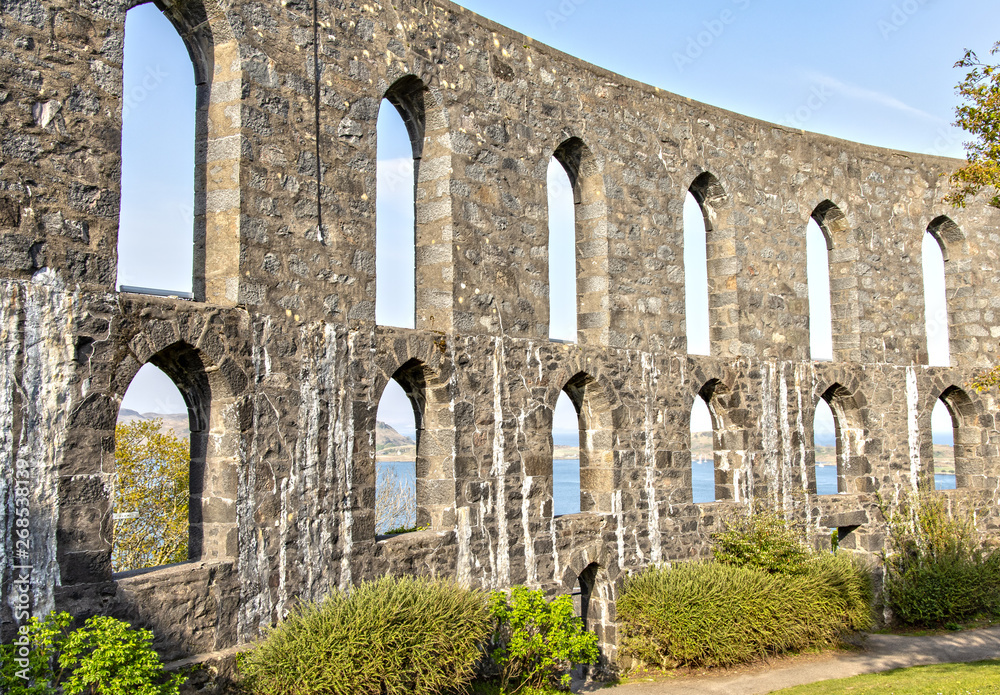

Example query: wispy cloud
[803,71,943,123]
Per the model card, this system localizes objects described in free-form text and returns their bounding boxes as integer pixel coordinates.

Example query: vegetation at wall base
[880,492,1000,627]
[0,612,184,695]
[710,505,810,574]
[485,587,599,692]
[237,576,490,695]
[619,507,871,670]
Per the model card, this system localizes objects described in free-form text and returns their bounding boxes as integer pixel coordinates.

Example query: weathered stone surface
[2,0,1000,679]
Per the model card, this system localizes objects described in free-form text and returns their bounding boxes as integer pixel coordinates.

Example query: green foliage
[618,555,872,669]
[113,419,189,572]
[0,612,183,695]
[710,506,810,575]
[486,587,599,692]
[947,41,1000,210]
[238,576,490,695]
[880,492,1000,626]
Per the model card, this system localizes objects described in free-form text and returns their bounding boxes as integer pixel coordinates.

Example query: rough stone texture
[2,0,1000,674]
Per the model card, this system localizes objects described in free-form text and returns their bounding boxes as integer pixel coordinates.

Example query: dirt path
[580,626,1000,694]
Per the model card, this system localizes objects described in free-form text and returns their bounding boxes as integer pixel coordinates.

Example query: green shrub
[618,554,872,669]
[711,505,810,575]
[238,576,490,695]
[486,587,599,691]
[880,492,1000,626]
[0,612,184,695]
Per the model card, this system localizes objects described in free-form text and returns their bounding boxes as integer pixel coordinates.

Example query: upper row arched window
[118,1,242,304]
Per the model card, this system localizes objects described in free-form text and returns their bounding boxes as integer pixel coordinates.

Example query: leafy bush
[711,505,809,575]
[0,612,184,695]
[486,587,599,692]
[618,554,872,669]
[880,492,1000,626]
[238,576,490,695]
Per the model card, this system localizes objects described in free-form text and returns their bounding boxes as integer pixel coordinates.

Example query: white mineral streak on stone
[0,283,20,616]
[760,362,779,505]
[239,317,274,637]
[641,352,662,563]
[521,476,536,587]
[905,366,921,490]
[18,271,76,617]
[795,364,811,526]
[314,325,340,596]
[491,337,509,587]
[294,326,321,598]
[613,489,625,568]
[337,329,356,590]
[778,363,794,513]
[457,506,472,587]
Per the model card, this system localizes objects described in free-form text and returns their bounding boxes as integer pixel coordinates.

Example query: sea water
[376,461,958,519]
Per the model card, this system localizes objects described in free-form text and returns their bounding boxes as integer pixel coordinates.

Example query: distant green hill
[376,421,416,460]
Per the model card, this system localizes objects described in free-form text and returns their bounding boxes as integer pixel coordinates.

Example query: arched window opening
[922,229,950,367]
[684,191,711,355]
[931,398,956,491]
[114,363,190,573]
[548,157,577,342]
[551,138,608,346]
[813,398,838,495]
[574,563,599,630]
[553,390,581,516]
[375,95,417,328]
[375,378,418,534]
[818,384,867,495]
[807,217,833,361]
[691,395,715,503]
[118,3,195,298]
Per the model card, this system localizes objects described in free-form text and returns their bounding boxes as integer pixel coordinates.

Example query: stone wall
[2,0,1000,670]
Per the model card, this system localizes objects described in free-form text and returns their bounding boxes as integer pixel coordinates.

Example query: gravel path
[578,626,1000,694]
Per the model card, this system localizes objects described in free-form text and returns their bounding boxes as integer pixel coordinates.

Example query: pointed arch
[122,0,244,305]
[371,357,455,531]
[690,378,739,503]
[817,383,868,495]
[551,137,610,346]
[558,371,618,514]
[932,385,984,490]
[923,216,965,366]
[688,173,739,357]
[810,201,859,361]
[375,77,420,329]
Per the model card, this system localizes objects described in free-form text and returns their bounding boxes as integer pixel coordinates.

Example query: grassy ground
[771,660,1000,694]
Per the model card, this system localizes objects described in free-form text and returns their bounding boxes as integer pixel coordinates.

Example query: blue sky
[119,0,991,444]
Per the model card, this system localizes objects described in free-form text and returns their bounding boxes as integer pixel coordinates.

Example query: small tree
[112,419,189,572]
[947,41,1000,211]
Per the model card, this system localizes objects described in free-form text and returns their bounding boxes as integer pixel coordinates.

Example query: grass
[771,659,1000,694]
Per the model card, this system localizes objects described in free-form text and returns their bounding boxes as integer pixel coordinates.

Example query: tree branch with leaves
[112,419,189,573]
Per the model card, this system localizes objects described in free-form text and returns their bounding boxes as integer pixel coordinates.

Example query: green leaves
[880,492,1000,626]
[948,41,1000,210]
[710,505,810,575]
[113,419,190,572]
[618,556,872,669]
[238,576,491,695]
[487,586,599,692]
[0,612,183,695]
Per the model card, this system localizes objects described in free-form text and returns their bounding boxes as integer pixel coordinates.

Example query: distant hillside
[117,409,189,439]
[376,421,416,460]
